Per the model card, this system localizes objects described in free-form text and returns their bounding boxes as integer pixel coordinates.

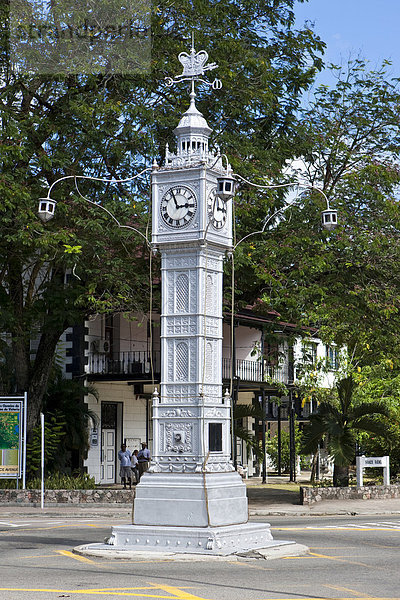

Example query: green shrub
[26,411,67,479]
[0,479,18,489]
[0,472,96,489]
[28,472,96,489]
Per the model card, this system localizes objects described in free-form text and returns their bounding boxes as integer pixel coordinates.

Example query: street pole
[22,391,27,490]
[231,320,238,469]
[277,404,282,476]
[261,388,266,484]
[40,412,45,509]
[289,392,296,482]
[233,376,240,469]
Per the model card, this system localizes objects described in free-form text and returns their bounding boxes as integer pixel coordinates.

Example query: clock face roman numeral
[207,188,227,230]
[160,185,197,229]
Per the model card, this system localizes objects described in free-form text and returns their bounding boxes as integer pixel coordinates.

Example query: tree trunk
[333,464,349,487]
[27,329,66,441]
[11,334,30,392]
[310,450,319,483]
[8,258,30,392]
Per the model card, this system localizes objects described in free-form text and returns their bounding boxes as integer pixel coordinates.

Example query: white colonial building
[60,305,339,484]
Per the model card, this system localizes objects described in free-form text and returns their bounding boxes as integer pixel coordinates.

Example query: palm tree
[301,376,390,486]
[42,371,99,473]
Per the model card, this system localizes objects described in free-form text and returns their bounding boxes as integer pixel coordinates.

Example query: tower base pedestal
[106,522,282,556]
[133,471,248,527]
[77,472,295,557]
[96,471,288,556]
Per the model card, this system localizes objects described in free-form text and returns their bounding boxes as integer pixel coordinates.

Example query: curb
[250,509,400,516]
[73,542,309,562]
[1,507,400,518]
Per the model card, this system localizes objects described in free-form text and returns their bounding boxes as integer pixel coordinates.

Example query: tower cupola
[173,90,212,160]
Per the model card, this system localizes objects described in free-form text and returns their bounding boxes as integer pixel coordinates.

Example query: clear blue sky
[294,0,400,81]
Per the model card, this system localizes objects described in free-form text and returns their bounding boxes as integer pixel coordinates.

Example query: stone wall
[0,489,134,505]
[301,484,400,505]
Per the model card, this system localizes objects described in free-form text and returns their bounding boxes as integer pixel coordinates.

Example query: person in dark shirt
[137,442,151,479]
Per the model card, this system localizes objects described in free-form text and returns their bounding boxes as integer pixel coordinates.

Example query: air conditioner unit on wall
[91,339,110,353]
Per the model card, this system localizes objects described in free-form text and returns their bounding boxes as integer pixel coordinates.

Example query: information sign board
[0,400,23,478]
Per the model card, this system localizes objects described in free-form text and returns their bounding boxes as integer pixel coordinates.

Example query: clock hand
[171,189,179,208]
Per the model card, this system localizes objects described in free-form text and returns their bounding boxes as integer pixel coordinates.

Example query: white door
[101,429,115,483]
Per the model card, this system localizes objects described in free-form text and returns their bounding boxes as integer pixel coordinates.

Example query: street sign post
[356,455,390,486]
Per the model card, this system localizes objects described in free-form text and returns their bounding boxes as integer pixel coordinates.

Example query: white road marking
[363,522,400,529]
[0,519,98,528]
[293,520,400,531]
[0,522,33,528]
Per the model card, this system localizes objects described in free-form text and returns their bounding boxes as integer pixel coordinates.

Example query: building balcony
[87,351,161,380]
[87,352,293,385]
[222,358,294,385]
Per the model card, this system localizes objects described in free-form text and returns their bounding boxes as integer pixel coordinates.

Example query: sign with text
[363,456,388,467]
[0,401,23,477]
[356,455,390,486]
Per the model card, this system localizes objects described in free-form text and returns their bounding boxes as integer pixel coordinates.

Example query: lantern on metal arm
[216,173,236,201]
[38,197,57,222]
[321,207,338,231]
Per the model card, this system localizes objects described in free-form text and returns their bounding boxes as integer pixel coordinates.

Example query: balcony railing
[88,352,292,384]
[88,351,161,377]
[222,358,294,384]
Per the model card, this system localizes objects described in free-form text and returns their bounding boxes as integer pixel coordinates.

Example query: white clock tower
[108,46,278,554]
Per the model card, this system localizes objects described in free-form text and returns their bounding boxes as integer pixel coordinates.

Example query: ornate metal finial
[165,35,222,91]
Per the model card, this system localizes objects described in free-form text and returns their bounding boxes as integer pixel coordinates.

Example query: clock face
[207,188,227,230]
[160,185,197,228]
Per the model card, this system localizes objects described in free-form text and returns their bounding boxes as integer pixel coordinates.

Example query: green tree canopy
[0,0,325,436]
[237,60,400,360]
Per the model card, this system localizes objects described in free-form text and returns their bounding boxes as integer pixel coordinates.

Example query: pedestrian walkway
[1,472,400,518]
[245,473,400,516]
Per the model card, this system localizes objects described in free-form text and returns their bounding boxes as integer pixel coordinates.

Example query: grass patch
[245,481,301,492]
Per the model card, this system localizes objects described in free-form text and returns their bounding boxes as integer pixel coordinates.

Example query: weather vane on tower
[165,34,222,91]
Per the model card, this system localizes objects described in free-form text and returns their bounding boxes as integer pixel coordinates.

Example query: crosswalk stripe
[364,522,400,529]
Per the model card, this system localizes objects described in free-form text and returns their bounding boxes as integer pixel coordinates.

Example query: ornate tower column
[133,80,248,528]
[109,46,276,553]
[150,91,234,477]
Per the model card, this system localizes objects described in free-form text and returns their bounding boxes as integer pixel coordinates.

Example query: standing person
[137,442,150,479]
[131,449,139,484]
[117,443,132,489]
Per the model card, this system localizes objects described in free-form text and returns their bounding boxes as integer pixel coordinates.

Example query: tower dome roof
[173,91,212,138]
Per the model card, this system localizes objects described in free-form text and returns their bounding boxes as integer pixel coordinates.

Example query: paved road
[0,514,400,600]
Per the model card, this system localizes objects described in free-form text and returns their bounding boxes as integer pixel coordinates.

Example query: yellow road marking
[75,587,176,594]
[308,551,375,567]
[75,589,195,593]
[323,584,374,598]
[0,592,400,600]
[0,581,206,599]
[0,590,174,597]
[56,550,97,564]
[149,583,211,600]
